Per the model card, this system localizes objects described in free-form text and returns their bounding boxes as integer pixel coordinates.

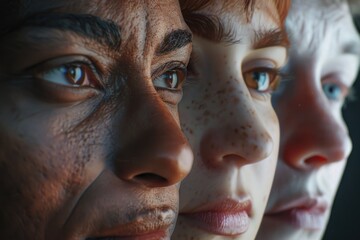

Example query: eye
[36,63,98,87]
[153,68,186,90]
[323,83,342,101]
[243,68,280,93]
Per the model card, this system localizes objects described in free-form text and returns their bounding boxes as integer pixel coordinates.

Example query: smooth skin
[257,0,360,239]
[173,1,288,239]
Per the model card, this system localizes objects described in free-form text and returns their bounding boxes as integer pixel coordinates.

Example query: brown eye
[37,64,96,87]
[153,69,186,90]
[243,68,280,93]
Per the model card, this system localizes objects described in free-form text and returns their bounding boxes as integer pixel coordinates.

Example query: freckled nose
[198,81,275,169]
[200,124,274,169]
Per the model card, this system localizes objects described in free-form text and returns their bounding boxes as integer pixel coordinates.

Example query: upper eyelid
[151,61,186,79]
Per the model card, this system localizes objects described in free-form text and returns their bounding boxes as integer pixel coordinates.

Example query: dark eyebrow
[14,13,121,50]
[156,29,192,55]
[183,13,240,44]
[253,28,289,49]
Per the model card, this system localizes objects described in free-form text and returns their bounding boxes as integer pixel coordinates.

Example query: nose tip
[114,111,194,188]
[130,146,194,188]
[281,122,352,171]
[200,126,274,169]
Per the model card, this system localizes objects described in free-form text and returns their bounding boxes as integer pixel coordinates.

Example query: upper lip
[266,196,328,215]
[86,206,175,238]
[182,197,252,215]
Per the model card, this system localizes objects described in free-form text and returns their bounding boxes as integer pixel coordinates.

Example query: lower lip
[87,231,167,240]
[182,211,250,236]
[267,208,326,230]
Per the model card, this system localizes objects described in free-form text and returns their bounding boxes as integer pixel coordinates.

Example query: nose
[278,83,352,171]
[199,81,275,169]
[111,94,193,188]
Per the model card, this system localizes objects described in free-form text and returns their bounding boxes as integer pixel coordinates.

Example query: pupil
[67,66,83,84]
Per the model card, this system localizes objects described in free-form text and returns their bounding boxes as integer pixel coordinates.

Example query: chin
[256,215,327,240]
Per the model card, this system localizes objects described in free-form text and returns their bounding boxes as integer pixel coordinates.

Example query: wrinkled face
[257,1,360,240]
[173,1,288,239]
[0,1,194,239]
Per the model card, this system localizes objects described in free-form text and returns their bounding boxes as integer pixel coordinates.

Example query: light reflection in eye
[38,64,94,87]
[153,69,186,90]
[243,69,279,93]
[323,83,342,101]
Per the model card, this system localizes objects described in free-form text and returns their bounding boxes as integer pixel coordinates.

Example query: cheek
[0,98,106,227]
[317,160,347,196]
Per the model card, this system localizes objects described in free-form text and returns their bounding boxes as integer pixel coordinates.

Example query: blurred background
[323,14,360,240]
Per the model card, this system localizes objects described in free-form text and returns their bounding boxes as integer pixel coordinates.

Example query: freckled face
[0,0,193,239]
[257,1,360,240]
[173,1,287,240]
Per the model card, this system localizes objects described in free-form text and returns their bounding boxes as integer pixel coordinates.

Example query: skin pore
[257,0,360,239]
[0,1,194,239]
[172,0,289,239]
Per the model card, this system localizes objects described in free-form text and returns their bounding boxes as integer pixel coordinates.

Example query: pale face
[173,1,287,239]
[257,1,360,240]
[0,1,194,239]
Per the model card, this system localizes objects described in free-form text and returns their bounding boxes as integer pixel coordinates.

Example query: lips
[265,197,328,230]
[180,198,252,236]
[85,207,174,240]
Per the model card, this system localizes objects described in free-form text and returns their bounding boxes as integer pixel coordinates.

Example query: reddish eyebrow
[252,28,289,49]
[183,12,289,49]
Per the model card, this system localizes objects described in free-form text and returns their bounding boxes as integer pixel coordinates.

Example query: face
[172,1,288,239]
[257,1,360,239]
[0,1,194,239]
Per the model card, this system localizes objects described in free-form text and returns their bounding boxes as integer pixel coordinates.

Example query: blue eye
[323,83,342,100]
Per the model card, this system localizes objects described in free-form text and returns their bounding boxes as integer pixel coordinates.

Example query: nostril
[134,173,168,187]
[223,154,245,167]
[304,155,327,168]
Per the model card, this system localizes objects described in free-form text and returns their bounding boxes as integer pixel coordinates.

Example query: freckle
[231,142,235,146]
[241,126,246,130]
[211,144,215,148]
[208,82,212,86]
[234,128,239,133]
[204,110,210,116]
[186,106,190,109]
[253,145,258,151]
[229,112,233,116]
[191,100,195,104]
[189,129,193,134]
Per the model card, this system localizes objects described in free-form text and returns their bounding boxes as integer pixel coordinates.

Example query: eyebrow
[14,13,122,51]
[156,29,193,55]
[253,28,289,49]
[184,13,289,49]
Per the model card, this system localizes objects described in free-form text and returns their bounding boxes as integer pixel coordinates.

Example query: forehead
[7,0,187,39]
[287,1,360,57]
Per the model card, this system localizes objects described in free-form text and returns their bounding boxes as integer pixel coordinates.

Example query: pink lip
[87,231,167,240]
[266,197,328,230]
[181,198,252,236]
